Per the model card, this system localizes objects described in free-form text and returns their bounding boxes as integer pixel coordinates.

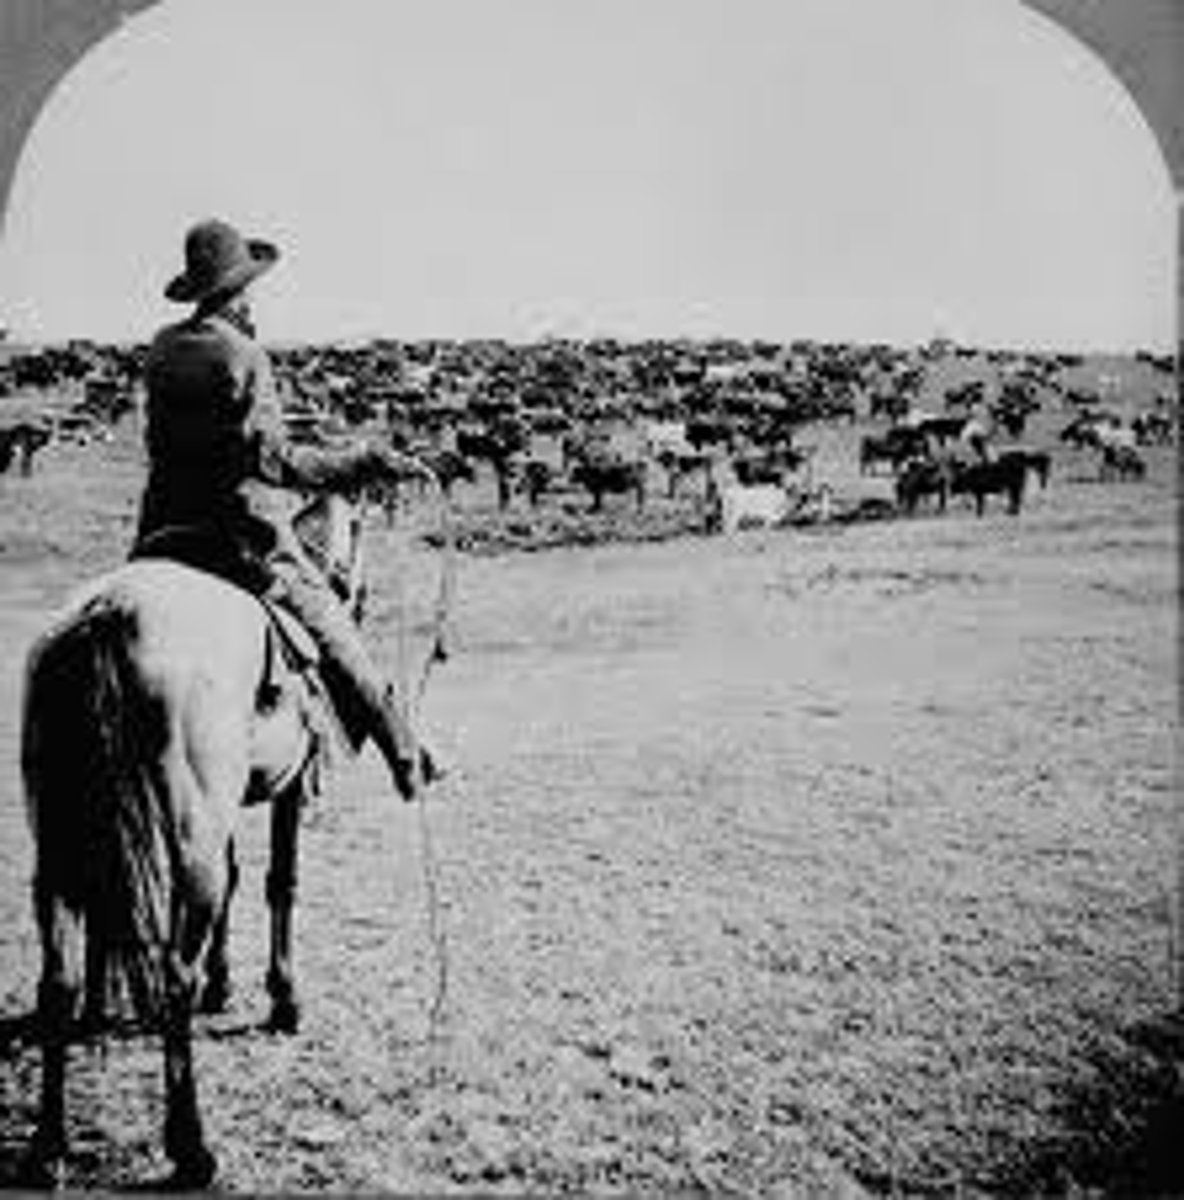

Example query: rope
[387,473,455,1075]
[413,769,450,1069]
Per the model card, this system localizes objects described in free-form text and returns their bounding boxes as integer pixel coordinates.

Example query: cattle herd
[0,335,1176,538]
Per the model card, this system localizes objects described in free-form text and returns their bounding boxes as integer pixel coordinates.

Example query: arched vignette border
[0,0,1181,1010]
[0,2,1179,232]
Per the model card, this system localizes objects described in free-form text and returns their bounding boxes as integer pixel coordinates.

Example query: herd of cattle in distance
[858,400,1167,523]
[0,335,1176,535]
[0,339,137,474]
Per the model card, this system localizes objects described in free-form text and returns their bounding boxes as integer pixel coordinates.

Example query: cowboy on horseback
[131,218,438,800]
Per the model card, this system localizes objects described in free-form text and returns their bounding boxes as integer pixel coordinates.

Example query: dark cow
[517,459,554,509]
[1131,411,1174,446]
[458,420,528,509]
[992,406,1028,439]
[0,421,53,476]
[570,456,646,512]
[423,448,477,500]
[732,444,811,487]
[10,353,58,390]
[869,391,909,421]
[996,448,1051,490]
[51,412,114,446]
[79,377,134,426]
[685,415,738,455]
[1059,414,1104,449]
[913,415,967,445]
[949,455,1028,516]
[459,419,529,466]
[859,427,928,475]
[656,447,714,498]
[1098,442,1146,481]
[992,382,1039,438]
[944,381,986,411]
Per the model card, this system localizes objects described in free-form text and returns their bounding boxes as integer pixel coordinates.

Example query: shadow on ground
[998,1008,1184,1197]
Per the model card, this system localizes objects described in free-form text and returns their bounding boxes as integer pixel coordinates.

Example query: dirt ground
[0,403,1179,1193]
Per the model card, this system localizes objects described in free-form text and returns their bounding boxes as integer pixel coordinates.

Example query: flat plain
[0,393,1178,1193]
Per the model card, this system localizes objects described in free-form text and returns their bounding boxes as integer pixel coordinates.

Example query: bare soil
[0,406,1179,1194]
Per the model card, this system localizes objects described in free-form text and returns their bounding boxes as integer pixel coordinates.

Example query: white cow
[1093,420,1138,453]
[640,418,693,458]
[711,481,793,534]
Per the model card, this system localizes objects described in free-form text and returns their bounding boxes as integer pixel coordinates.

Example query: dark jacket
[134,312,381,587]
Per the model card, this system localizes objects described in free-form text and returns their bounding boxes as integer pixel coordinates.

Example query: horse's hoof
[266,998,300,1035]
[19,1147,67,1190]
[167,1146,218,1191]
[198,976,231,1015]
[77,1004,109,1039]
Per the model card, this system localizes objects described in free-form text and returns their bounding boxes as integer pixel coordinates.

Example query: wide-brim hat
[165,218,279,304]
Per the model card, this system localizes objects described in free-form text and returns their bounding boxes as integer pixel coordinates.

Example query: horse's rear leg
[265,785,302,1034]
[162,886,220,1189]
[24,879,82,1189]
[198,840,239,1015]
[159,737,239,1187]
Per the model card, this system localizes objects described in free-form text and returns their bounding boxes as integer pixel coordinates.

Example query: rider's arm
[244,348,431,492]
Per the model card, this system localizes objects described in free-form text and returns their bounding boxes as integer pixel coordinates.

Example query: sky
[0,0,1176,351]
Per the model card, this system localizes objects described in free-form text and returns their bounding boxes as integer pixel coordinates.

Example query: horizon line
[0,330,1176,361]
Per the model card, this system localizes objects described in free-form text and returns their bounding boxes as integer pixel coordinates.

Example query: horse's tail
[23,598,174,1025]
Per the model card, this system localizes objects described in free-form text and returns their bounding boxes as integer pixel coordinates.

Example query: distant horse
[19,491,378,1189]
[949,454,1028,516]
[895,457,952,515]
[858,433,899,475]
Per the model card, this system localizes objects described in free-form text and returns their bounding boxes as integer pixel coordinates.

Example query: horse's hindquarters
[20,560,286,1183]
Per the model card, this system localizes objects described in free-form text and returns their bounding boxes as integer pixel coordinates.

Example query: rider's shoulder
[149,313,265,364]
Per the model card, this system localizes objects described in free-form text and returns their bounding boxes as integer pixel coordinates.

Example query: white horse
[19,492,379,1188]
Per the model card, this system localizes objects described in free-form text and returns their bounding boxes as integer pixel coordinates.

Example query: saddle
[132,524,367,801]
[247,597,360,806]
